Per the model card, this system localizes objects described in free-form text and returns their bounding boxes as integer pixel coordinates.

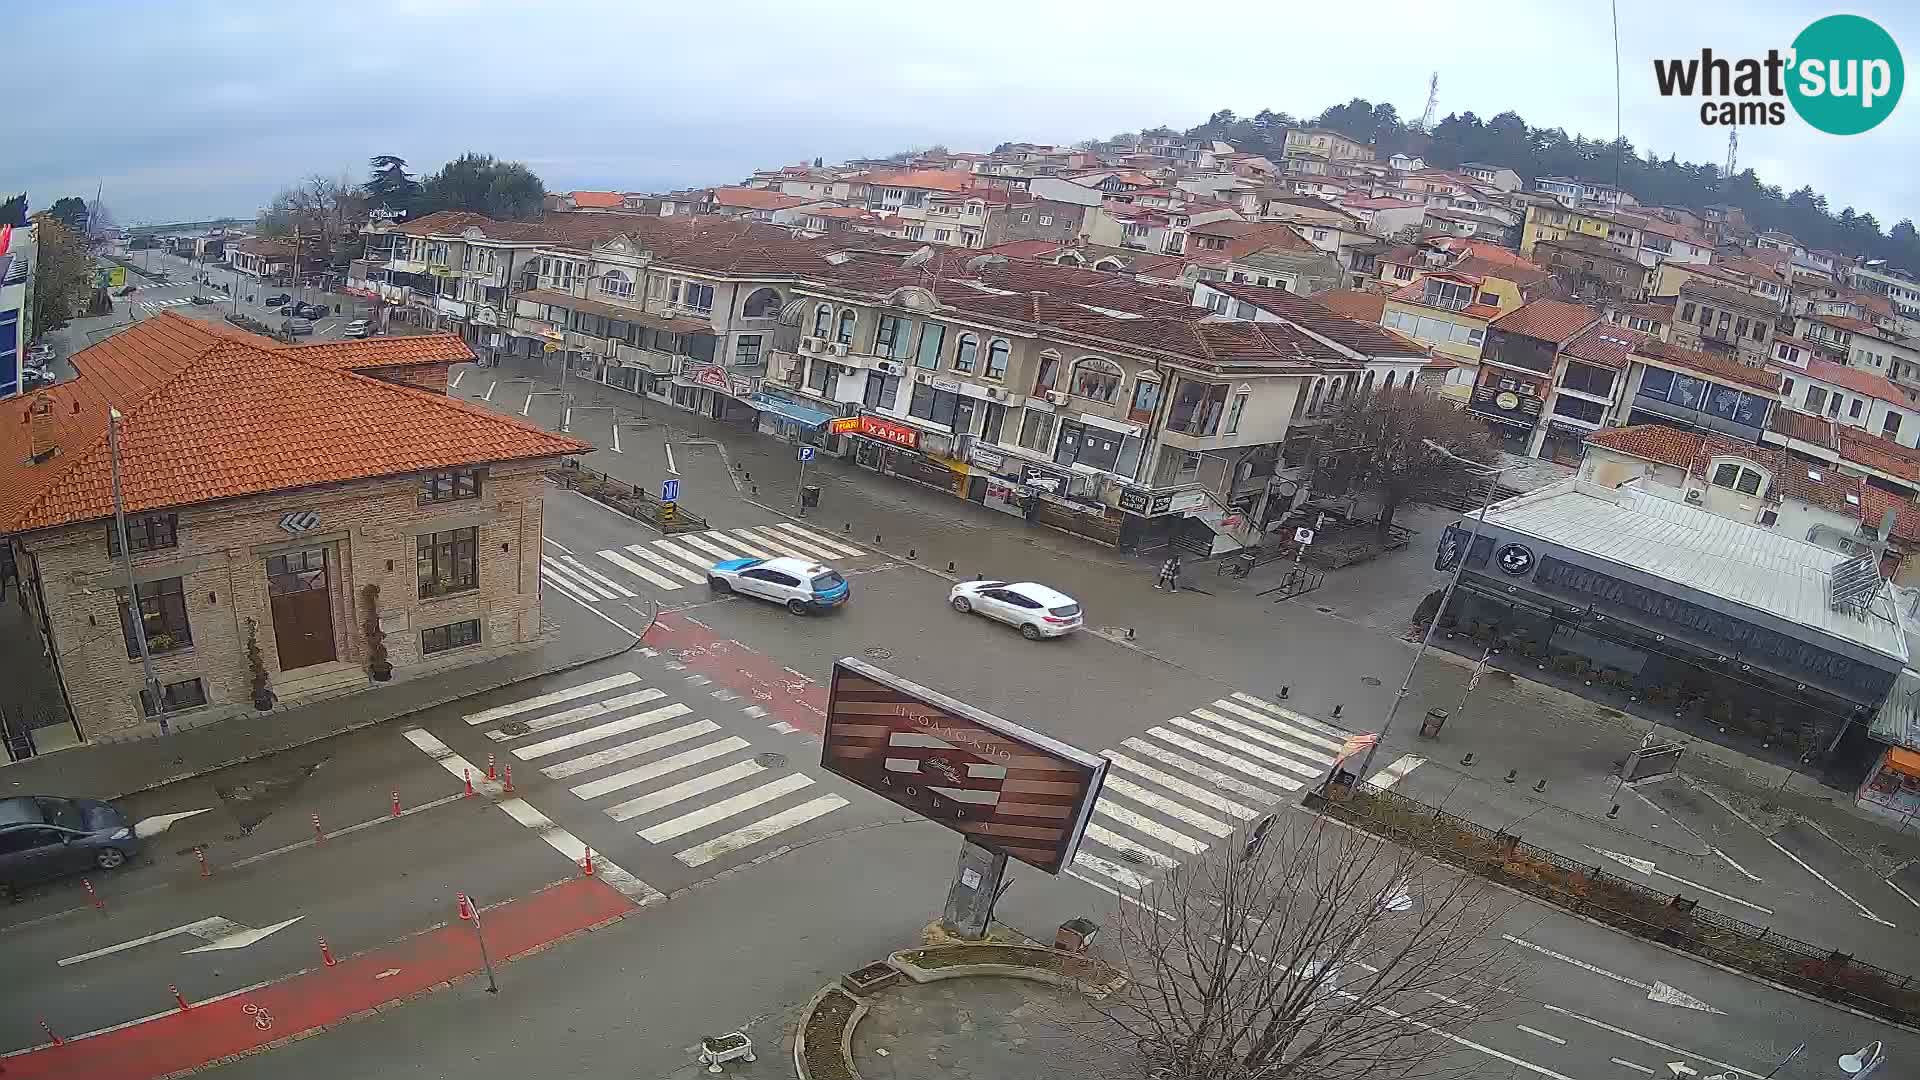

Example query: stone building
[1,314,585,744]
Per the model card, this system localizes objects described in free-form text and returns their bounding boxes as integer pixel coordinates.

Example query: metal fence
[547,460,708,535]
[1316,783,1920,1026]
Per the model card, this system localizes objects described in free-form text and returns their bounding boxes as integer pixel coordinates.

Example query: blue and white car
[707,556,849,614]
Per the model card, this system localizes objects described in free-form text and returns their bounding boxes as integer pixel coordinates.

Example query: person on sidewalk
[1155,554,1182,592]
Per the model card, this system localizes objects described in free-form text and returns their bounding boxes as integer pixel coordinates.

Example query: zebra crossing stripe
[542,556,618,600]
[1094,799,1207,854]
[1229,693,1355,741]
[1191,708,1337,767]
[652,537,717,569]
[1165,715,1324,780]
[561,554,638,597]
[742,526,839,562]
[1208,699,1347,754]
[674,534,744,562]
[1099,776,1233,837]
[541,567,600,605]
[618,544,707,584]
[675,794,849,868]
[1145,728,1304,793]
[1083,823,1179,869]
[1072,852,1153,891]
[715,530,775,558]
[569,737,751,799]
[463,672,641,725]
[638,772,815,843]
[606,759,765,822]
[1102,750,1258,821]
[513,703,694,760]
[771,521,866,557]
[1116,738,1286,804]
[1366,754,1426,791]
[483,688,667,740]
[767,523,861,559]
[598,549,686,590]
[541,720,720,779]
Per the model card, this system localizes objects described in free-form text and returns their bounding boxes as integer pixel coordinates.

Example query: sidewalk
[0,603,637,801]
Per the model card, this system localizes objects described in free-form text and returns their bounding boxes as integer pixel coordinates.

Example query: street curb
[1302,802,1920,1036]
[96,627,647,802]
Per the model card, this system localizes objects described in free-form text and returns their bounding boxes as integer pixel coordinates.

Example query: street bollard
[1533,778,1547,793]
[1332,704,1343,718]
[503,764,514,793]
[1279,685,1290,699]
[391,790,401,817]
[487,752,497,781]
[875,534,882,545]
[1504,769,1518,784]
[1607,804,1621,819]
[196,846,211,878]
[582,847,595,876]
[456,892,475,921]
[171,984,191,1011]
[947,561,956,572]
[464,768,474,798]
[844,522,851,532]
[312,814,325,843]
[39,1018,62,1046]
[319,938,336,967]
[82,877,105,911]
[1460,753,1476,767]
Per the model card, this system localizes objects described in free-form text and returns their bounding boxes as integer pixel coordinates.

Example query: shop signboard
[829,417,862,435]
[858,415,919,450]
[1117,488,1151,514]
[820,659,1105,874]
[682,362,732,391]
[966,444,1006,472]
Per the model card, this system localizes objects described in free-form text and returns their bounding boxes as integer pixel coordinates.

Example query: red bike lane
[646,614,829,733]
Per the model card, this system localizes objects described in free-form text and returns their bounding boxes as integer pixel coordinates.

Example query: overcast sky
[4,1,1915,228]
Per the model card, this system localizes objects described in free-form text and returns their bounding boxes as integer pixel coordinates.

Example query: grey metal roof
[1482,479,1909,661]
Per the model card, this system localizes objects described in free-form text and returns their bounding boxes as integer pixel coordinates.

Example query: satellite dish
[965,254,1010,274]
[902,246,935,269]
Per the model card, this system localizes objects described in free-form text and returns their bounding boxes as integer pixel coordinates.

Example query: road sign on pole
[660,478,680,503]
[1293,527,1315,545]
[798,446,815,463]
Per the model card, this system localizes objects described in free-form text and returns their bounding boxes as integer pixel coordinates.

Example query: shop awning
[1888,748,1920,778]
[749,394,834,429]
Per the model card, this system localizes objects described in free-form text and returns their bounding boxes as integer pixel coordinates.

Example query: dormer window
[1710,459,1766,497]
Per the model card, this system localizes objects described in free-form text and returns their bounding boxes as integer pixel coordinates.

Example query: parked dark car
[0,796,141,899]
[189,295,215,306]
[264,294,291,307]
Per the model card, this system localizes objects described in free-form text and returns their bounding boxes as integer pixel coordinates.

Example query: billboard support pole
[942,839,1008,941]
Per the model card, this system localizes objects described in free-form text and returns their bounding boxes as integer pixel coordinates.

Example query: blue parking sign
[660,478,680,503]
[798,447,815,463]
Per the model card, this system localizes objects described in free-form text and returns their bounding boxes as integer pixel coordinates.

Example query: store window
[863,372,900,410]
[907,383,960,427]
[1018,410,1056,454]
[418,528,479,599]
[120,577,191,657]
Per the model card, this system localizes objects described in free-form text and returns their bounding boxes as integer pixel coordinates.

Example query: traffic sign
[798,446,816,463]
[660,478,680,503]
[1294,527,1315,545]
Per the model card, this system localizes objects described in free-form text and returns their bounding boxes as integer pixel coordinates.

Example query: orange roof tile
[1585,424,1705,470]
[1634,338,1783,393]
[1312,288,1386,323]
[1766,408,1837,449]
[1838,428,1920,483]
[1805,357,1906,402]
[711,187,809,211]
[0,314,586,534]
[1563,324,1648,370]
[1489,299,1599,344]
[285,334,472,371]
[567,190,624,208]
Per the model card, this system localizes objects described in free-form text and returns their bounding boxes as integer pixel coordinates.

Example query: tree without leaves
[85,199,117,242]
[418,152,545,222]
[28,213,94,335]
[1312,387,1499,541]
[1077,811,1527,1080]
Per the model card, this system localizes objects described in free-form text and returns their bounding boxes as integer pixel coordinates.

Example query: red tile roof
[1563,324,1648,370]
[0,314,586,534]
[1204,282,1427,359]
[1587,424,1885,523]
[854,169,977,193]
[1837,428,1920,484]
[1634,338,1783,393]
[983,240,1067,259]
[567,191,623,209]
[1312,288,1386,323]
[285,334,472,371]
[1585,424,1706,469]
[711,187,809,211]
[1813,313,1876,334]
[1805,358,1907,402]
[1765,408,1837,449]
[1489,299,1599,345]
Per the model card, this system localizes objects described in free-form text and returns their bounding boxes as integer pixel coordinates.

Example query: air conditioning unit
[1684,488,1704,504]
[914,370,934,384]
[985,387,1006,400]
[874,360,904,377]
[833,342,850,357]
[799,336,818,352]
[1046,390,1069,405]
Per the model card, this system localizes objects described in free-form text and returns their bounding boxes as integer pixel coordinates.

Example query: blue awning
[749,394,834,429]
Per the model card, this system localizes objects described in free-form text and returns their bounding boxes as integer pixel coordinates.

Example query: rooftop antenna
[1724,127,1739,182]
[1417,71,1439,133]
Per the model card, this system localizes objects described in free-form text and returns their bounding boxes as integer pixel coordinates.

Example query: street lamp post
[1351,441,1505,785]
[109,408,167,735]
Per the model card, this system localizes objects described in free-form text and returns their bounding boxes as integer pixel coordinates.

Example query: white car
[948,580,1082,639]
[707,556,849,614]
[342,319,371,338]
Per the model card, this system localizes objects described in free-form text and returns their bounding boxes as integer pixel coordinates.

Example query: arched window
[1070,357,1125,403]
[1362,371,1376,396]
[985,339,1010,380]
[812,304,832,337]
[1292,381,1310,419]
[836,309,857,345]
[953,334,979,374]
[599,269,633,299]
[1057,252,1084,266]
[1034,349,1062,392]
[1305,378,1325,416]
[1382,371,1397,392]
[741,287,782,319]
[1093,257,1124,272]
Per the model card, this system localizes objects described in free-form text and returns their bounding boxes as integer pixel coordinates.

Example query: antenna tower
[1724,128,1738,180]
[1417,72,1440,132]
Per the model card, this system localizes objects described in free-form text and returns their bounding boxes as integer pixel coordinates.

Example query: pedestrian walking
[1155,554,1182,592]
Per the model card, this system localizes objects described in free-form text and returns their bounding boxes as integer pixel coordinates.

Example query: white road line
[620,544,708,584]
[1137,730,1302,794]
[571,737,751,800]
[607,759,765,821]
[483,380,497,402]
[1710,846,1762,882]
[1887,878,1920,910]
[483,689,668,740]
[766,524,861,560]
[541,556,618,600]
[463,672,641,725]
[1610,1059,1655,1075]
[1365,754,1426,791]
[401,729,662,905]
[639,772,815,842]
[1514,1025,1565,1046]
[560,554,638,597]
[542,720,721,780]
[1099,776,1232,837]
[664,442,677,475]
[1102,751,1258,821]
[675,794,848,867]
[737,529,814,561]
[1653,869,1773,915]
[652,538,718,571]
[1164,715,1324,779]
[611,423,621,454]
[1190,708,1337,767]
[716,530,777,558]
[677,534,745,562]
[450,368,465,389]
[1502,935,1649,991]
[1540,1005,1763,1080]
[1072,853,1155,891]
[1229,693,1354,740]
[542,536,574,555]
[1093,799,1207,854]
[744,526,838,562]
[769,721,798,734]
[771,520,866,557]
[1765,836,1895,926]
[514,703,695,760]
[598,548,686,591]
[1208,699,1347,754]
[1083,823,1179,869]
[540,568,601,605]
[1116,739,1284,805]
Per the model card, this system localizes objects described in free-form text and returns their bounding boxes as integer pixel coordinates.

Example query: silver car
[0,796,142,899]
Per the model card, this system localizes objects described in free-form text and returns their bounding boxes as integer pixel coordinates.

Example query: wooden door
[267,547,337,670]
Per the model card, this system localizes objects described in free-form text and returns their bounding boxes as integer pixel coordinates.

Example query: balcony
[615,342,676,374]
[388,256,428,275]
[512,316,566,343]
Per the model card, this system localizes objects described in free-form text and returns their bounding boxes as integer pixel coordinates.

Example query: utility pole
[109,409,167,735]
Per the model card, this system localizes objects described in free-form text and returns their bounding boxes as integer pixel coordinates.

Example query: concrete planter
[888,944,1124,998]
[793,984,866,1080]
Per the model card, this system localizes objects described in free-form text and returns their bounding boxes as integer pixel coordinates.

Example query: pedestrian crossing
[136,298,195,313]
[539,521,872,604]
[461,670,848,869]
[1070,692,1388,892]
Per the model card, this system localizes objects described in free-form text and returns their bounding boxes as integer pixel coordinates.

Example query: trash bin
[1419,708,1448,738]
[800,484,821,509]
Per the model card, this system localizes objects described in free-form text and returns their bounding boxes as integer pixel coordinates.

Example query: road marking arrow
[1668,1064,1696,1078]
[181,916,303,953]
[132,808,214,838]
[375,968,402,979]
[1587,847,1774,916]
[1504,936,1723,1013]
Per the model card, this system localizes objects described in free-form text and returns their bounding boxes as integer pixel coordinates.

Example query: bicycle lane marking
[647,616,827,734]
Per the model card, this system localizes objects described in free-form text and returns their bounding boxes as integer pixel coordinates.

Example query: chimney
[27,395,56,463]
